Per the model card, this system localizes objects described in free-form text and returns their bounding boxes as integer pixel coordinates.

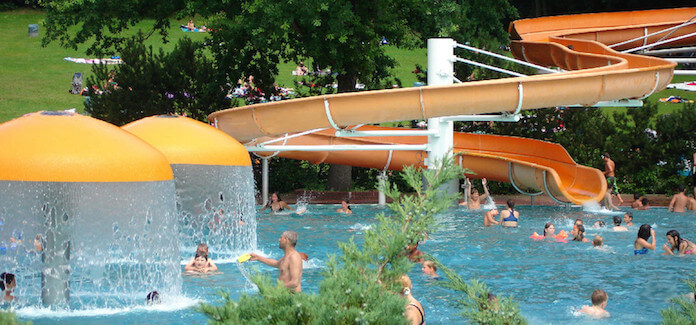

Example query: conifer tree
[660,271,696,324]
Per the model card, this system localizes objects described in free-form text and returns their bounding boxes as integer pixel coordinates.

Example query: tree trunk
[326,73,358,191]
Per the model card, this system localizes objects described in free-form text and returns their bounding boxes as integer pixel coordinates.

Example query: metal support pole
[378,171,387,206]
[262,158,269,206]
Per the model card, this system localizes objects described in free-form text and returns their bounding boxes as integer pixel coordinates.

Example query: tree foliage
[200,156,526,323]
[661,271,696,324]
[85,34,230,125]
[0,311,31,325]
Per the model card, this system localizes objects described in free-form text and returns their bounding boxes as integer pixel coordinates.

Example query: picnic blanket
[64,57,122,64]
[659,95,694,103]
[666,81,696,92]
[180,27,207,33]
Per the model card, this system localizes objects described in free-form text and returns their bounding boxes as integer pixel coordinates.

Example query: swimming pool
[16,203,696,324]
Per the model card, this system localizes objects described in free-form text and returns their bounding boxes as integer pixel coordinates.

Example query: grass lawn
[0,9,693,124]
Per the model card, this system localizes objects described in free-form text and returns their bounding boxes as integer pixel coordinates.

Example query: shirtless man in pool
[250,231,303,292]
[668,185,689,213]
[460,178,490,210]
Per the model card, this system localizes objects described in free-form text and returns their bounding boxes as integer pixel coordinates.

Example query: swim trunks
[607,176,619,194]
[634,248,648,255]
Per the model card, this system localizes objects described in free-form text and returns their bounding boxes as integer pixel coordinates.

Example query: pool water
[18,204,696,324]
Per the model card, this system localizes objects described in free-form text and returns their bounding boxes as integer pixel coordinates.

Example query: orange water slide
[209,8,696,204]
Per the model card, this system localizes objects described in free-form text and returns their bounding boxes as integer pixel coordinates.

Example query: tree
[85,35,230,125]
[42,0,518,190]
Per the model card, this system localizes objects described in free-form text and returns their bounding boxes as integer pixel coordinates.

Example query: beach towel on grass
[666,81,696,92]
[64,57,123,64]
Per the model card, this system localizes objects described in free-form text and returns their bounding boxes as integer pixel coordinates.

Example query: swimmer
[662,229,696,255]
[668,185,689,213]
[631,194,643,209]
[543,222,556,238]
[573,224,590,243]
[592,235,603,247]
[0,272,16,302]
[405,242,424,263]
[397,275,425,325]
[260,192,294,213]
[636,197,650,210]
[460,178,490,210]
[421,260,438,277]
[249,230,303,292]
[146,291,160,305]
[499,199,519,227]
[483,208,500,226]
[592,220,606,229]
[33,234,43,252]
[579,289,610,318]
[185,252,217,273]
[634,224,656,255]
[337,200,353,214]
[623,212,634,227]
[612,216,627,232]
[570,219,583,237]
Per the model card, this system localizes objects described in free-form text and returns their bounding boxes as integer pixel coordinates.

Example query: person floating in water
[662,229,696,255]
[634,224,656,255]
[1,272,16,302]
[668,185,689,213]
[573,224,590,243]
[612,216,628,232]
[623,212,634,227]
[421,260,439,277]
[592,220,606,229]
[337,200,353,214]
[499,199,519,227]
[249,231,303,292]
[260,192,294,213]
[459,178,490,209]
[483,208,499,226]
[592,235,604,248]
[570,219,583,238]
[184,243,217,273]
[579,289,610,318]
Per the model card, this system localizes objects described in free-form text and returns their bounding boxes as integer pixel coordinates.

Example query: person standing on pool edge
[249,231,303,292]
[603,153,623,205]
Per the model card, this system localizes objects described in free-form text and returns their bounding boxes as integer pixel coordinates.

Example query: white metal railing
[456,42,559,74]
[609,18,696,49]
[623,30,696,54]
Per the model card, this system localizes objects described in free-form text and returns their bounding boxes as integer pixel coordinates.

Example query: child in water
[185,243,218,273]
[1,272,16,302]
[579,289,610,318]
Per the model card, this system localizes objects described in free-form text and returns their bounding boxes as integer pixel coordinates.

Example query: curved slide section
[248,126,605,205]
[210,8,696,204]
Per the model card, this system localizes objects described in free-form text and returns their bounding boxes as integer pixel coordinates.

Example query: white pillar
[262,158,269,206]
[378,171,387,206]
[426,38,455,168]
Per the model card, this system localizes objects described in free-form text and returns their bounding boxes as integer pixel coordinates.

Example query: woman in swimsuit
[634,224,656,255]
[260,192,293,213]
[499,199,519,227]
[662,229,696,255]
[337,200,353,214]
[570,219,583,237]
[543,222,555,238]
[572,224,590,242]
[1,272,16,302]
[398,274,425,325]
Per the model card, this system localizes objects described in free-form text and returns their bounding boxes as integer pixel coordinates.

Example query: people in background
[637,197,650,210]
[261,192,294,213]
[573,224,590,243]
[460,178,490,210]
[612,216,627,232]
[631,194,643,209]
[1,272,16,302]
[668,185,689,212]
[337,200,353,214]
[623,212,634,227]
